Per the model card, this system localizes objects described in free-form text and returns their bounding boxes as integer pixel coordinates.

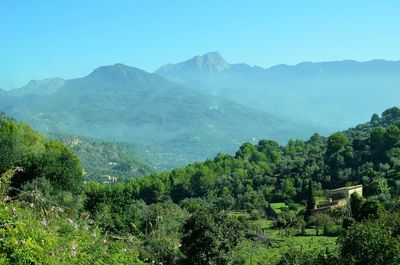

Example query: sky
[1,0,400,89]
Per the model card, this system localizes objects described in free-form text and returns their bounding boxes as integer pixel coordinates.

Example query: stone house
[312,184,363,213]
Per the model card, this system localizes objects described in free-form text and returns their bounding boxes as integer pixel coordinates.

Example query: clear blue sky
[1,0,400,89]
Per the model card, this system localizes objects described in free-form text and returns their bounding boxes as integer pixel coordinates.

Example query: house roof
[328,184,363,193]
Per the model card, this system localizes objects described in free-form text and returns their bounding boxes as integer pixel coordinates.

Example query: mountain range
[157,52,400,130]
[1,52,399,170]
[0,63,320,169]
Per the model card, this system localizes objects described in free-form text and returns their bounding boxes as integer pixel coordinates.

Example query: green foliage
[179,197,208,213]
[139,237,182,265]
[82,107,400,241]
[38,140,83,194]
[305,180,315,219]
[270,202,287,215]
[180,207,243,265]
[338,221,400,265]
[233,233,337,264]
[0,202,145,265]
[277,248,340,265]
[358,199,384,220]
[5,108,400,264]
[350,192,364,220]
[0,116,84,209]
[59,135,153,181]
[193,109,400,205]
[0,168,22,197]
[350,193,384,221]
[309,213,338,236]
[77,107,400,265]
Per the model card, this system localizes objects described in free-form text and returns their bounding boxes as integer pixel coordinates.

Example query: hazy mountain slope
[58,135,153,181]
[8,78,65,96]
[156,52,400,130]
[1,64,321,168]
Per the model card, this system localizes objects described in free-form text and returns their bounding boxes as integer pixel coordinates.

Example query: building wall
[333,198,347,208]
[328,185,363,201]
[315,185,363,213]
[347,186,363,197]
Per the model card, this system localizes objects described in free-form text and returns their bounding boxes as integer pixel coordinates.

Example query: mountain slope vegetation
[2,108,400,264]
[57,135,154,181]
[86,107,400,215]
[82,106,400,264]
[0,114,84,208]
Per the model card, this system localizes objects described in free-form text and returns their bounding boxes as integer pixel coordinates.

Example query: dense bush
[338,220,400,265]
[180,207,243,265]
[0,202,145,264]
[0,115,84,210]
[277,248,340,265]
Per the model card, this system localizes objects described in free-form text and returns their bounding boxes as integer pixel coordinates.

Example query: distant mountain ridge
[8,78,65,96]
[0,63,321,169]
[87,64,152,83]
[0,88,6,96]
[158,52,400,75]
[156,52,400,130]
[5,53,399,169]
[157,52,231,74]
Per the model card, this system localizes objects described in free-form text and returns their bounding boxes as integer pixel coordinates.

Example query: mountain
[157,51,231,74]
[156,52,400,130]
[1,64,321,169]
[8,78,65,96]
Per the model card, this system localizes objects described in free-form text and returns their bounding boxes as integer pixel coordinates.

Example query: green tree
[305,180,315,219]
[338,221,400,265]
[359,199,384,221]
[281,178,297,199]
[37,140,84,195]
[309,213,334,236]
[180,207,243,265]
[350,192,364,221]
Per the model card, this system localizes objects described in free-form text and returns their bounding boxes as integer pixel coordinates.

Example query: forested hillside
[0,114,83,207]
[2,108,400,264]
[58,135,153,181]
[82,107,400,264]
[0,115,146,263]
[3,2,399,264]
[87,107,400,212]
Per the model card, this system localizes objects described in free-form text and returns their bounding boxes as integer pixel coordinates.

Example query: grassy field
[229,210,338,264]
[315,196,328,205]
[234,235,337,264]
[228,211,274,230]
[270,202,287,214]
